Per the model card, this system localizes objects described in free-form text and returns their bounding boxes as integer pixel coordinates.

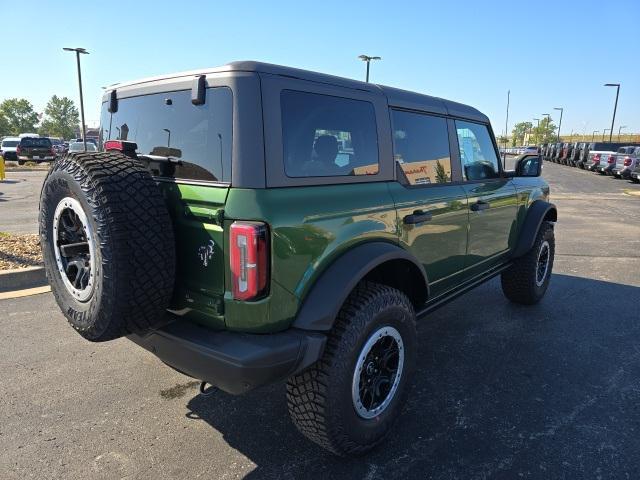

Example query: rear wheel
[501,221,555,305]
[40,151,175,341]
[287,282,416,456]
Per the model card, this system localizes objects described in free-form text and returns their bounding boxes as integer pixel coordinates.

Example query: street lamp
[358,55,381,83]
[554,107,563,142]
[604,83,620,143]
[163,128,171,147]
[602,129,610,142]
[533,118,540,144]
[63,47,89,151]
[592,130,598,142]
[618,125,627,141]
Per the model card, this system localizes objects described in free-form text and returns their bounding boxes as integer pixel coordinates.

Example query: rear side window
[104,88,232,183]
[281,90,379,178]
[455,120,500,181]
[1,140,19,147]
[20,138,52,148]
[391,110,452,185]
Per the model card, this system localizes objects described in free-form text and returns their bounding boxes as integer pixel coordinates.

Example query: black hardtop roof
[108,60,489,123]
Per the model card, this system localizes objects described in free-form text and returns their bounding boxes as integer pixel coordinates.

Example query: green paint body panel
[157,174,550,334]
[387,183,469,297]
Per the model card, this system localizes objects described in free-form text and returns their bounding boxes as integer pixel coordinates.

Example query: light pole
[533,118,540,144]
[618,125,627,140]
[554,107,563,142]
[602,129,610,141]
[505,90,510,149]
[63,47,89,151]
[358,55,381,83]
[604,83,620,143]
[163,128,171,147]
[592,130,598,142]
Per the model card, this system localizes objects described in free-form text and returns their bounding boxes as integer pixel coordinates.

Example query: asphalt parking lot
[0,169,49,234]
[1,162,639,479]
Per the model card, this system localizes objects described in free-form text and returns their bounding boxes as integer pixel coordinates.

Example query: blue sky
[1,0,638,137]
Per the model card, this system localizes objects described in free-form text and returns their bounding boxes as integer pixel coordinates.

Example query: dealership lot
[1,162,639,479]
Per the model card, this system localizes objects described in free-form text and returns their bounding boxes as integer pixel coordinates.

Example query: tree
[0,98,39,134]
[511,121,533,146]
[38,96,79,139]
[0,112,10,137]
[434,159,449,183]
[532,116,557,144]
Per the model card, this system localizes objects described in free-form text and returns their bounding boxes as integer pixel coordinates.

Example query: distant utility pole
[358,55,381,83]
[604,83,620,143]
[554,107,563,142]
[592,130,598,141]
[618,125,626,140]
[63,47,89,151]
[602,129,610,141]
[505,90,510,147]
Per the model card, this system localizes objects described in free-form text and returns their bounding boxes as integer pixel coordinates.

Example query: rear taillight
[607,155,615,164]
[623,157,632,166]
[593,154,601,164]
[104,140,138,155]
[230,221,269,301]
[16,145,21,154]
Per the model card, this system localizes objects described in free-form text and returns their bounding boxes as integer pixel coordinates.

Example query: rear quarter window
[103,87,233,183]
[20,138,52,148]
[280,90,379,178]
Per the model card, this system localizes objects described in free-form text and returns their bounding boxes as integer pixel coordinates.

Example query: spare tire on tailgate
[39,151,175,342]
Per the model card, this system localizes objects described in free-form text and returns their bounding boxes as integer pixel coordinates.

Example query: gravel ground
[0,233,42,270]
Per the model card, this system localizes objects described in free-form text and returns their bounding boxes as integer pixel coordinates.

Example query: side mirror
[515,155,542,177]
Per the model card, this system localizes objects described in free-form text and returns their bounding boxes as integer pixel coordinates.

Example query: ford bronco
[39,61,556,456]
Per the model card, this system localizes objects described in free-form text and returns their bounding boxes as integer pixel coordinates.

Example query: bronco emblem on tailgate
[198,240,216,267]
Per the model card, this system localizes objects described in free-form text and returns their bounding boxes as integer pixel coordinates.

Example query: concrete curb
[0,266,48,293]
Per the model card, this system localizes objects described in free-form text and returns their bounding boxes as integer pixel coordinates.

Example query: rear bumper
[2,151,17,161]
[128,320,326,395]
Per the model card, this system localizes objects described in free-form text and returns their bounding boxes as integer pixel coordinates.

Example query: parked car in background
[580,142,639,169]
[568,142,582,166]
[553,142,564,163]
[596,148,623,175]
[612,146,640,179]
[560,142,573,165]
[49,138,65,156]
[16,137,56,165]
[1,136,21,161]
[523,146,538,155]
[68,141,98,152]
[18,133,40,138]
[630,158,640,183]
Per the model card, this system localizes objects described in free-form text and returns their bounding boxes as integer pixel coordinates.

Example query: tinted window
[20,138,51,148]
[455,120,500,180]
[391,110,451,185]
[1,140,19,147]
[281,90,379,178]
[104,88,232,182]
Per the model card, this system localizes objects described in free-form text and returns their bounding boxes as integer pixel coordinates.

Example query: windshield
[1,140,19,148]
[69,142,97,152]
[20,138,52,148]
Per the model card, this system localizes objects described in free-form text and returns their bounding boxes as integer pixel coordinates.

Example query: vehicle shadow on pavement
[185,273,640,479]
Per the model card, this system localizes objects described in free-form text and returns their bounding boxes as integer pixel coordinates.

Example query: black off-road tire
[286,282,416,456]
[18,160,25,166]
[501,221,555,305]
[39,151,175,341]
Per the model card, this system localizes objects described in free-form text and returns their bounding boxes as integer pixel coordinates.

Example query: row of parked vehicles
[0,134,97,165]
[540,141,640,182]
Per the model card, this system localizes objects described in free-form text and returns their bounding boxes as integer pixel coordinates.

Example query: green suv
[39,61,556,456]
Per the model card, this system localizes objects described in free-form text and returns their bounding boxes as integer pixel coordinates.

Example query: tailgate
[158,182,229,329]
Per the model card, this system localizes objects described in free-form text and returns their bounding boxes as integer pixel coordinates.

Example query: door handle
[470,200,490,212]
[403,210,433,224]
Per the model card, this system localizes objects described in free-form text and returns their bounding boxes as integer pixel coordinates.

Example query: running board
[416,262,512,319]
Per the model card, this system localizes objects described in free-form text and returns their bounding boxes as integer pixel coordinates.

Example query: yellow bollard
[0,155,5,181]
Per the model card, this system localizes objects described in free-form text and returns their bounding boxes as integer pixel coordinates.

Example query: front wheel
[501,221,555,305]
[287,282,416,456]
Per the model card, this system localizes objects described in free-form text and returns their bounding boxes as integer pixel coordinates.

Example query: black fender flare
[511,200,557,258]
[292,242,428,331]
